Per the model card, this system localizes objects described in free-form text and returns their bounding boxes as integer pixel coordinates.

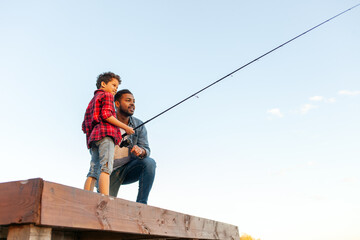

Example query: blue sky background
[1,1,359,239]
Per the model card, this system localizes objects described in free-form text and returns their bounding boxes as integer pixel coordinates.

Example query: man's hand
[131,145,145,158]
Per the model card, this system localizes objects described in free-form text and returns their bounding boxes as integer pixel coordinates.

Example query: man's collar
[128,116,135,127]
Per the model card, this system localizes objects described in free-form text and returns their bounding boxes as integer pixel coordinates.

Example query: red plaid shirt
[82,90,121,149]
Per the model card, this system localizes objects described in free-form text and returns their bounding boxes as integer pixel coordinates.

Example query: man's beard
[119,106,134,117]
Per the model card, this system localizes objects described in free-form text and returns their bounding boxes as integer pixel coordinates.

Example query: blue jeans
[109,156,156,204]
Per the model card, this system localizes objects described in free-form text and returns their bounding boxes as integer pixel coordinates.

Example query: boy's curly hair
[96,72,121,89]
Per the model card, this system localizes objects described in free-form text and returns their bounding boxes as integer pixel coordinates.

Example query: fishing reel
[120,138,133,148]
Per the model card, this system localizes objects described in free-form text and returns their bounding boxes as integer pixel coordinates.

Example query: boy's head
[96,72,121,89]
[96,72,121,95]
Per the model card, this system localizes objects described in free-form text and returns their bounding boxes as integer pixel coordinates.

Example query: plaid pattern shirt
[82,90,121,149]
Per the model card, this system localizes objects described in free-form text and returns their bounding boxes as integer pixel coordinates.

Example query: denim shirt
[127,116,151,157]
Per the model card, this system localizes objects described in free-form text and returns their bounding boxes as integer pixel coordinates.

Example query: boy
[82,72,134,195]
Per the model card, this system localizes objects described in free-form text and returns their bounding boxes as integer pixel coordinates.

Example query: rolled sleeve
[129,117,151,157]
[136,125,151,157]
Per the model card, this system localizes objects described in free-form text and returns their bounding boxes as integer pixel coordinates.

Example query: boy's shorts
[87,136,115,178]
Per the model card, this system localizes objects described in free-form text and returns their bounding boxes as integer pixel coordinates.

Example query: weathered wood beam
[51,230,78,240]
[40,181,239,239]
[7,224,51,240]
[0,226,8,239]
[0,179,43,225]
[77,231,198,240]
[0,179,239,240]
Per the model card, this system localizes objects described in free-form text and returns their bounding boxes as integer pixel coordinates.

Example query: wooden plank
[78,231,198,239]
[7,224,51,240]
[40,181,239,239]
[51,230,78,240]
[0,226,8,239]
[0,178,43,225]
[79,231,165,240]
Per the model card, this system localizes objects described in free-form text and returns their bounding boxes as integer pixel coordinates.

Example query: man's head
[96,72,121,95]
[115,89,135,116]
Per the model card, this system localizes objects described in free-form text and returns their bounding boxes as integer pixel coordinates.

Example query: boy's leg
[97,137,115,195]
[84,176,96,191]
[84,146,100,191]
[98,172,110,195]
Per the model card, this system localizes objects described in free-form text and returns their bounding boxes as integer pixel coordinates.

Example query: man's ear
[115,101,120,108]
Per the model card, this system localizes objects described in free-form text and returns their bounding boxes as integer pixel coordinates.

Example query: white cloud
[309,96,336,103]
[325,97,336,103]
[309,96,324,101]
[338,90,360,96]
[300,104,317,114]
[267,108,283,118]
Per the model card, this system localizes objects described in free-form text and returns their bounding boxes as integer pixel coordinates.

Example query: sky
[0,1,359,239]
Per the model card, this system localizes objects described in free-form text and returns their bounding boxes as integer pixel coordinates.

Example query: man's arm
[131,123,150,158]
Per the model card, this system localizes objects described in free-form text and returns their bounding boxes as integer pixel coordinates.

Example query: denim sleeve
[135,124,151,157]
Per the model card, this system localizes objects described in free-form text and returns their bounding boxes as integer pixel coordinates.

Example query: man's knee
[142,157,156,170]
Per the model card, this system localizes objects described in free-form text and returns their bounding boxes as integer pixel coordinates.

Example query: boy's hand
[125,127,135,135]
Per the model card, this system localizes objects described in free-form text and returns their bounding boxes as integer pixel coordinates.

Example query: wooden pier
[0,178,239,239]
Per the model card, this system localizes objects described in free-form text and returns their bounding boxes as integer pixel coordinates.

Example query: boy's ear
[115,101,120,108]
[100,81,106,88]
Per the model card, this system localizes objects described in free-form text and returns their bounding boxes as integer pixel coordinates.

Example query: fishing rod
[120,3,360,147]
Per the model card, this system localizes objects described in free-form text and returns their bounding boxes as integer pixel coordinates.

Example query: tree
[240,233,260,240]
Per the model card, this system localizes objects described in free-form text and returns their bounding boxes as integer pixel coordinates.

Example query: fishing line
[121,3,360,142]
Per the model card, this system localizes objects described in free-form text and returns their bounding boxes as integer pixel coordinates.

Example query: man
[110,89,156,204]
